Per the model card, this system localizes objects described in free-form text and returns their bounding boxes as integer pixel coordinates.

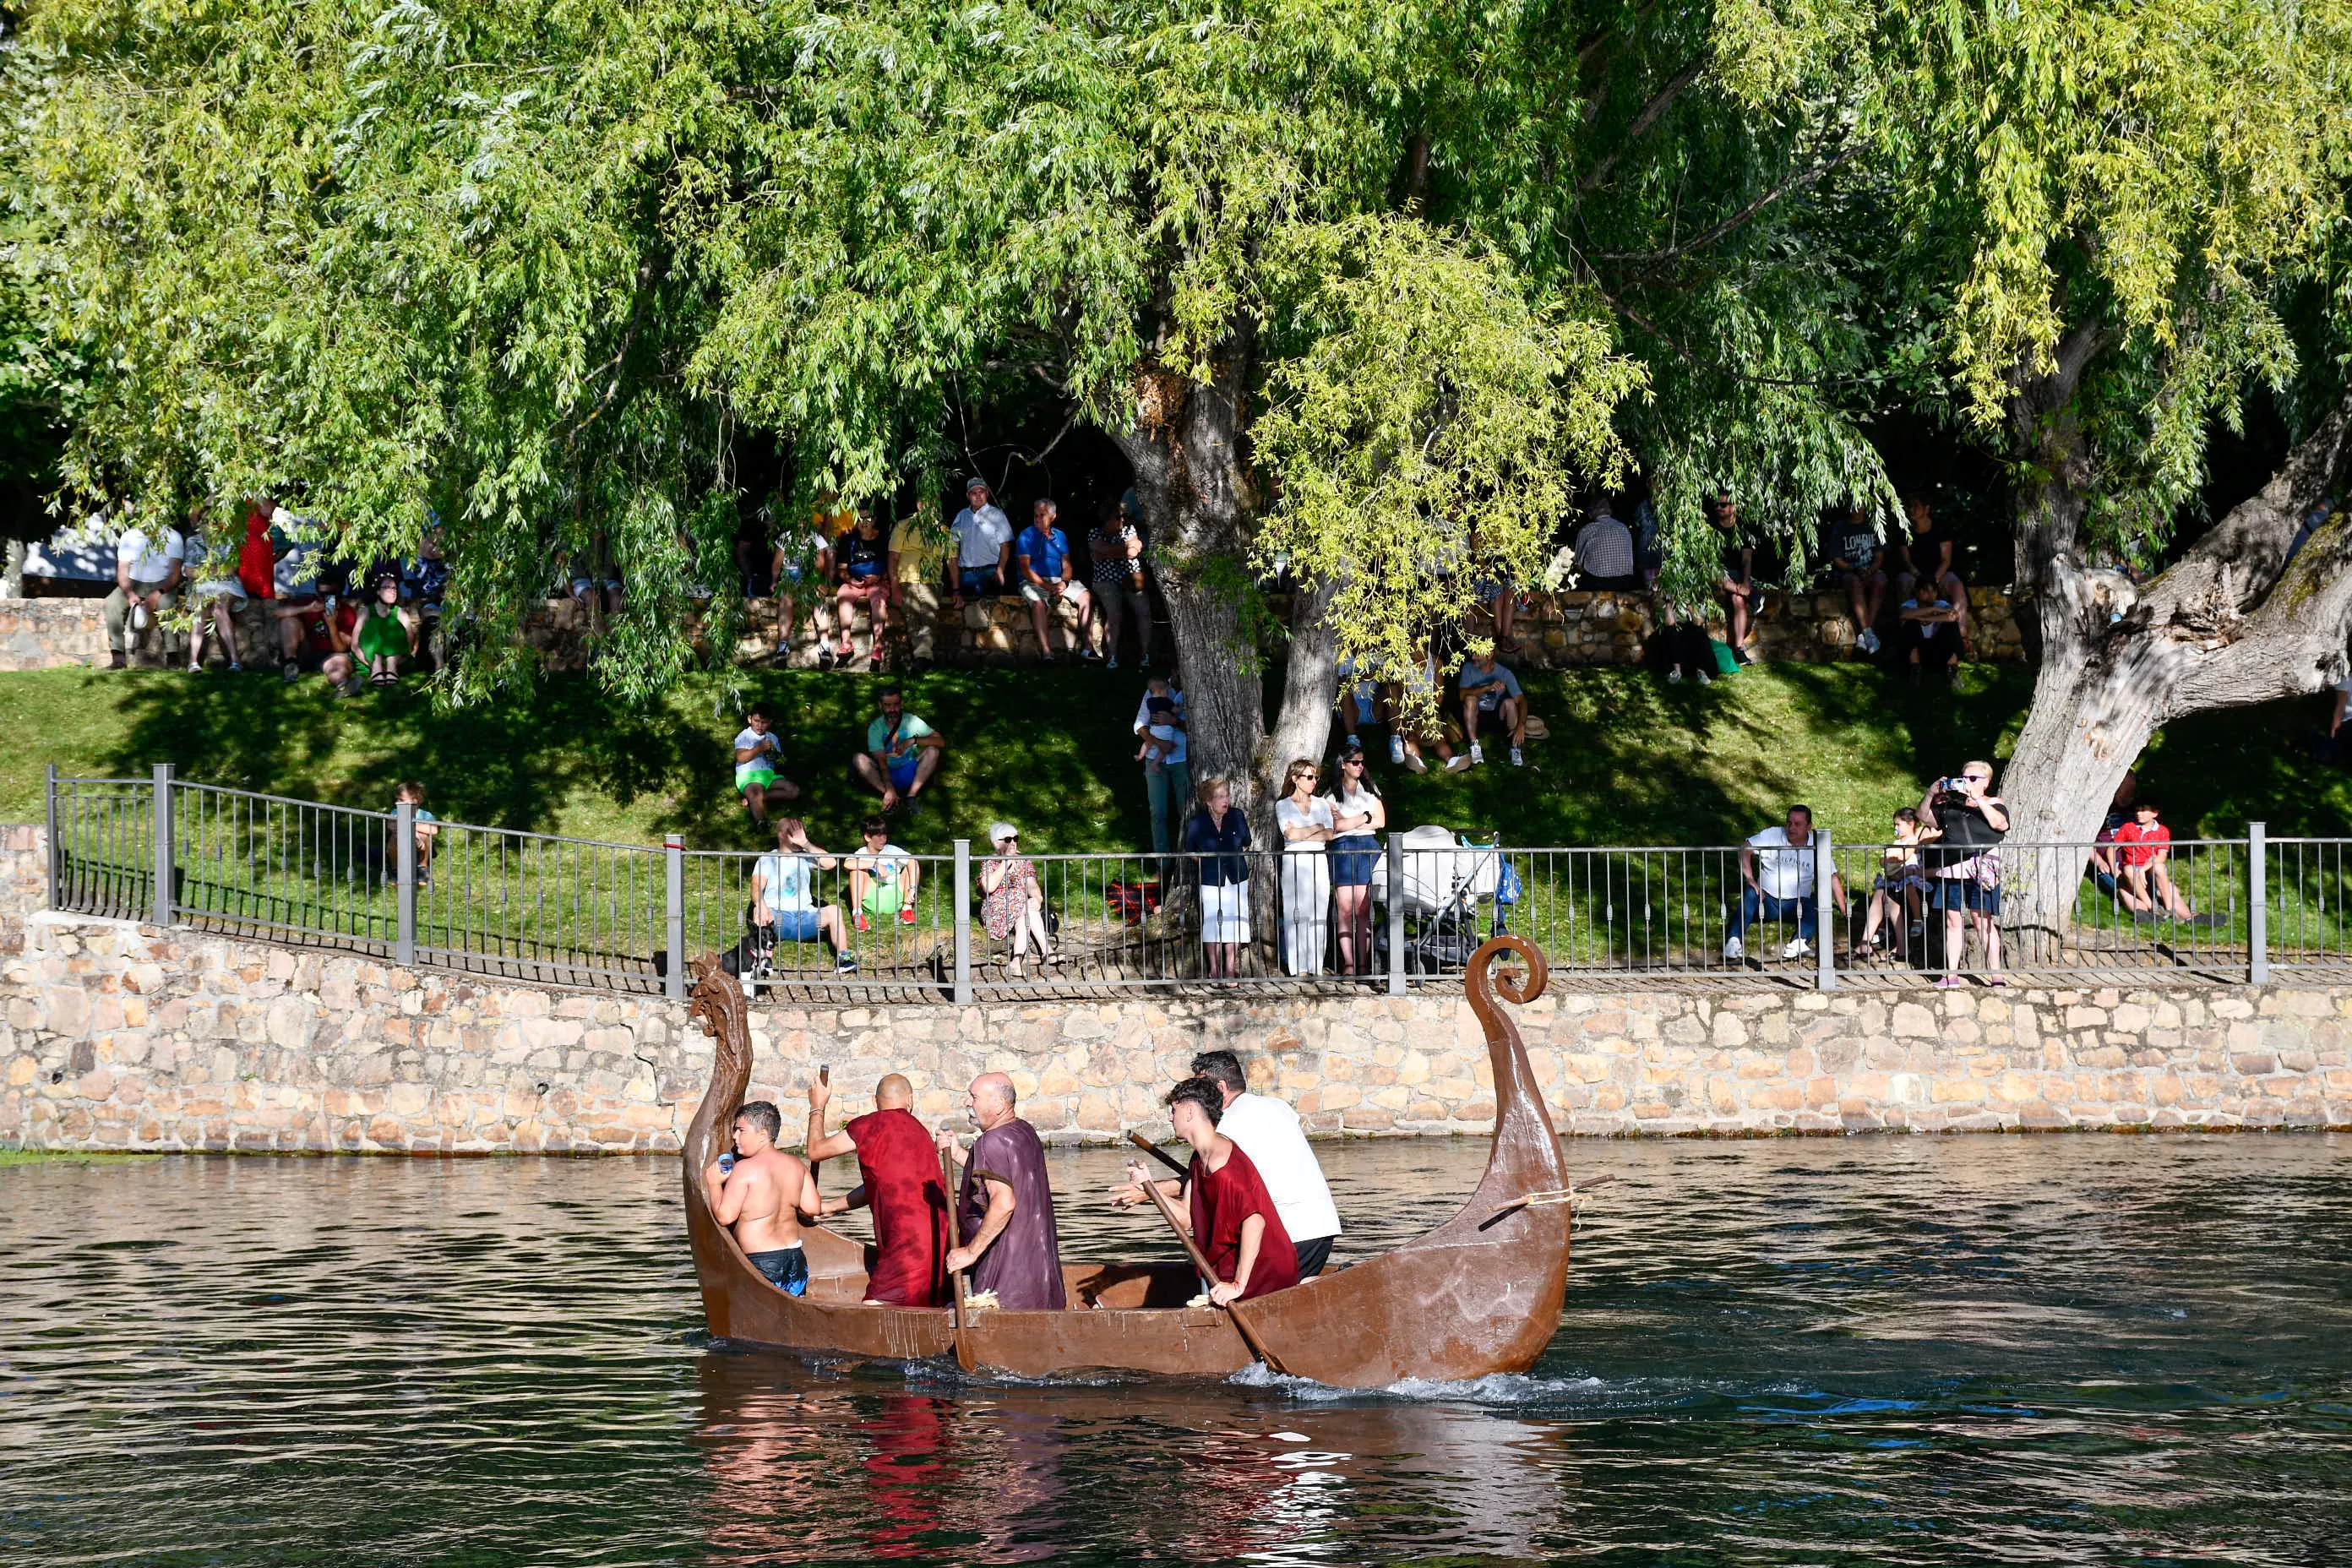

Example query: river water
[4,1135,2349,1565]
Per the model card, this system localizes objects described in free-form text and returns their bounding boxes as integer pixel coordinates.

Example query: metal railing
[40,771,2352,998]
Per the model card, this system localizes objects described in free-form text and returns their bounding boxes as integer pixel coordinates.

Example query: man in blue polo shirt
[1015,497,1093,664]
[1456,650,1527,768]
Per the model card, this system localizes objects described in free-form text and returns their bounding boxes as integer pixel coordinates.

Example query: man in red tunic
[805,1072,949,1306]
[1128,1076,1298,1304]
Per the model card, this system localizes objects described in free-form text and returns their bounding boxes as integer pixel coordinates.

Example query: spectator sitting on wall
[951,477,1014,605]
[269,544,335,683]
[567,553,623,618]
[1707,493,1762,664]
[103,509,186,669]
[732,705,801,828]
[1723,804,1847,963]
[352,572,416,687]
[856,684,945,814]
[1456,649,1527,769]
[2110,801,2208,923]
[184,513,251,672]
[749,819,854,977]
[1892,496,1973,658]
[1334,654,1385,758]
[1573,497,1640,591]
[1856,806,1932,961]
[770,515,834,667]
[1824,504,1887,655]
[1893,582,1963,687]
[1649,601,1714,685]
[1016,498,1093,664]
[829,509,893,670]
[890,514,953,673]
[847,817,922,932]
[389,780,439,885]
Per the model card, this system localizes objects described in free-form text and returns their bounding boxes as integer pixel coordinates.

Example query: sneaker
[1783,937,1812,960]
[1467,743,1484,766]
[187,662,203,674]
[1509,746,1524,767]
[227,661,241,672]
[1723,935,1745,961]
[106,651,127,670]
[835,952,859,975]
[898,905,916,926]
[1389,734,1406,765]
[1667,667,1683,683]
[1935,975,1965,989]
[1696,671,1712,686]
[817,647,836,669]
[1405,752,1428,774]
[1444,754,1470,773]
[1859,627,1881,655]
[855,912,872,934]
[1107,655,1119,671]
[1080,647,1102,662]
[282,661,301,684]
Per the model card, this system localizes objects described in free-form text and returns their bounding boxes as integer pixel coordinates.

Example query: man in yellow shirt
[890,515,956,671]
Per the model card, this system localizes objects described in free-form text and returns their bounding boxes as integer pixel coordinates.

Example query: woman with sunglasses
[979,820,1055,979]
[1274,758,1336,975]
[1324,741,1386,975]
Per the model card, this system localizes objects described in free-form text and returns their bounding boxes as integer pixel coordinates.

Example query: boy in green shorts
[732,707,801,827]
[847,818,921,931]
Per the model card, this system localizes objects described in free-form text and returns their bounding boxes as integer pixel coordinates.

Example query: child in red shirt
[2111,803,2198,921]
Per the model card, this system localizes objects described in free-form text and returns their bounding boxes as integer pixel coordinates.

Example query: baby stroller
[1370,826,1511,975]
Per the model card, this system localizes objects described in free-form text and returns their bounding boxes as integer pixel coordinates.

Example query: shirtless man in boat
[702,1100,814,1297]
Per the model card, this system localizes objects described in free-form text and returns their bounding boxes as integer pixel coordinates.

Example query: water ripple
[1,1135,2348,1565]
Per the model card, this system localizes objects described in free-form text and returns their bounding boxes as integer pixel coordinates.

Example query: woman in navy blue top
[1182,777,1252,977]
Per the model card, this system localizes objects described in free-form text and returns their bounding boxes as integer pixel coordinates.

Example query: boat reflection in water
[691,1353,1571,1564]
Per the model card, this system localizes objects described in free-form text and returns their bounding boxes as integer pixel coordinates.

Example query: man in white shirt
[102,514,187,668]
[950,476,1014,605]
[1157,1048,1343,1277]
[1723,804,1848,964]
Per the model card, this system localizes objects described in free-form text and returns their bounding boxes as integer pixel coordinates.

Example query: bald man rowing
[937,1071,1066,1309]
[806,1073,950,1306]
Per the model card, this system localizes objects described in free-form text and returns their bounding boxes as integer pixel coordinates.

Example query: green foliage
[1252,215,1643,686]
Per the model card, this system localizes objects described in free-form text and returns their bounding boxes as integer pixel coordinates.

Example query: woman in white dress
[1273,758,1335,975]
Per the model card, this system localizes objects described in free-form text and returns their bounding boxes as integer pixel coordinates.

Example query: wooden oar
[1135,1165,1293,1378]
[939,1145,976,1374]
[1125,1129,1191,1181]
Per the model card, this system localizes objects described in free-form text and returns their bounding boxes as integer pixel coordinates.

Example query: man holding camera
[1919,762,2009,986]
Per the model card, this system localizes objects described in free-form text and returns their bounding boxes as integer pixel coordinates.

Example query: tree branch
[1577,53,1708,194]
[1594,142,1860,265]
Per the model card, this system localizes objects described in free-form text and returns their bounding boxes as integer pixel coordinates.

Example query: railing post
[663,834,685,1002]
[150,762,174,928]
[1813,828,1837,990]
[2248,821,2268,986]
[1386,831,1406,996]
[43,763,57,911]
[395,799,416,967]
[952,839,973,1005]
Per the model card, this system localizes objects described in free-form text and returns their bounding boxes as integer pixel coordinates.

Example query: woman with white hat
[979,820,1054,978]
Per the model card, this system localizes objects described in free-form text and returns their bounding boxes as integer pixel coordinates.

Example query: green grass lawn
[3,660,2347,856]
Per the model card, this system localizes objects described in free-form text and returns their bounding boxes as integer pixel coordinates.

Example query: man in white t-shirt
[1723,804,1848,964]
[1116,1048,1342,1277]
[950,476,1014,604]
[748,819,852,976]
[102,515,188,667]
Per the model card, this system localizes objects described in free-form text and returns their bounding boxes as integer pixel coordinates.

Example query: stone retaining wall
[0,584,2028,673]
[7,900,2347,1154]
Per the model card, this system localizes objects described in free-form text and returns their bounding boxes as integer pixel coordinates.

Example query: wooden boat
[683,933,1576,1386]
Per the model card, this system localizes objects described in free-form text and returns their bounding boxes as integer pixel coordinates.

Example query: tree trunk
[2000,368,2352,948]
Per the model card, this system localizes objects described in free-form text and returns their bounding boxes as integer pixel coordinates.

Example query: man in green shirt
[854,685,945,814]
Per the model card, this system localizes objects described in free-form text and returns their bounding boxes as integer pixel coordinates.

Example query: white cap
[989,821,1019,844]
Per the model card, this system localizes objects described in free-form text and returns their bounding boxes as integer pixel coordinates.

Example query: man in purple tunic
[935,1071,1066,1309]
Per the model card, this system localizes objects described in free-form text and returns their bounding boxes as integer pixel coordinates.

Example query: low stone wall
[6,899,2348,1154]
[0,584,2028,672]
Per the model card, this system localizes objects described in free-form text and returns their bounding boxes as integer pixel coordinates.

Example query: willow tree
[1849,0,2352,909]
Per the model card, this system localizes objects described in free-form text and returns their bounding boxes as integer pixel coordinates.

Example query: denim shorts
[1930,877,2000,914]
[763,910,821,942]
[1330,834,1380,888]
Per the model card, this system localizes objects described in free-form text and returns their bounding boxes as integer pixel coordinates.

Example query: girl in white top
[1273,757,1335,976]
[1322,747,1387,975]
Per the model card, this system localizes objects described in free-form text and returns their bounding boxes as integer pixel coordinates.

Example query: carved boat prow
[682,936,1574,1386]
